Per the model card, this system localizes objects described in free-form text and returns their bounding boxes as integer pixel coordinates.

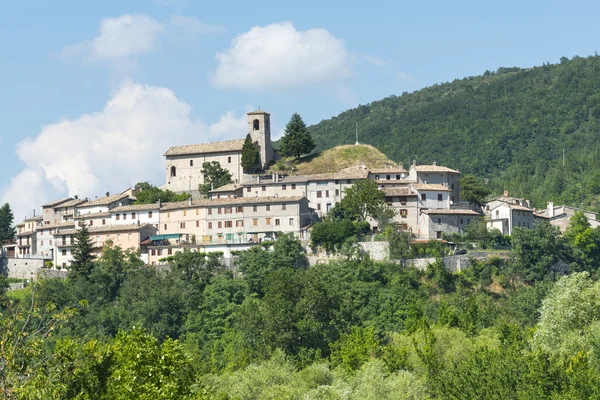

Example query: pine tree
[0,203,16,245]
[70,221,95,279]
[241,134,260,172]
[279,113,316,160]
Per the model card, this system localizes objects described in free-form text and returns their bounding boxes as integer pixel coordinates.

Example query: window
[266,218,271,225]
[116,214,120,220]
[226,206,232,214]
[164,224,167,231]
[325,190,329,197]
[253,119,260,130]
[123,213,127,220]
[62,249,67,256]
[396,175,400,180]
[90,220,93,226]
[228,156,232,164]
[282,184,287,190]
[436,231,442,239]
[168,248,172,255]
[247,187,251,193]
[41,241,44,246]
[167,212,171,218]
[208,222,212,229]
[180,222,185,229]
[451,196,455,203]
[128,233,132,240]
[266,205,270,211]
[182,210,186,216]
[467,219,470,224]
[399,196,408,204]
[237,206,243,213]
[225,221,232,228]
[262,185,266,192]
[292,184,296,190]
[437,194,443,201]
[460,218,464,224]
[236,220,244,227]
[190,160,193,167]
[131,212,136,219]
[289,218,294,226]
[253,205,257,212]
[375,175,380,180]
[218,221,222,229]
[252,219,258,226]
[149,211,153,218]
[196,209,199,215]
[347,179,351,184]
[170,166,176,177]
[386,175,391,180]
[496,210,499,218]
[317,191,322,198]
[218,207,222,214]
[421,194,426,201]
[437,218,441,224]
[317,204,321,211]
[451,183,454,190]
[335,189,339,196]
[151,249,156,256]
[117,234,121,240]
[208,208,212,215]
[400,209,408,216]
[196,220,200,227]
[282,204,286,211]
[275,219,280,226]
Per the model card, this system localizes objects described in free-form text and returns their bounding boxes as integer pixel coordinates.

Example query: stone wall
[0,257,68,280]
[358,241,389,261]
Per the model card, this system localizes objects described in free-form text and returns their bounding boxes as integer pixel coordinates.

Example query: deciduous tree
[198,161,232,198]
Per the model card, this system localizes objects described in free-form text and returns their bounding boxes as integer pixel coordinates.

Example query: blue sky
[1,0,600,219]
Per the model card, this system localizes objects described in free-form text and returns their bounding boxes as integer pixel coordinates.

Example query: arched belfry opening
[253,119,260,131]
[170,166,177,177]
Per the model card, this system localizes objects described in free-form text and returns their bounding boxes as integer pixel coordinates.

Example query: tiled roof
[489,197,533,211]
[412,165,459,173]
[243,170,369,186]
[79,193,130,207]
[42,198,72,208]
[56,223,153,236]
[23,216,42,222]
[159,201,196,211]
[370,168,407,174]
[37,221,75,230]
[376,180,415,185]
[164,139,245,156]
[209,183,242,193]
[56,198,87,208]
[76,211,111,219]
[383,188,417,196]
[247,110,270,115]
[412,184,452,192]
[422,209,480,215]
[160,196,307,211]
[110,203,161,212]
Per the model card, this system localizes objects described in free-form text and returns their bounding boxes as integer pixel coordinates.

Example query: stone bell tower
[247,110,273,170]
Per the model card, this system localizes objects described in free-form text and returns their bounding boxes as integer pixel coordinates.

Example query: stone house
[14,216,42,257]
[485,193,534,235]
[535,202,600,232]
[75,192,133,216]
[163,110,274,193]
[408,163,461,204]
[419,209,480,239]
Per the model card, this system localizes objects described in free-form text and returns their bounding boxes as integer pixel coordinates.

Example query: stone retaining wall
[0,258,68,280]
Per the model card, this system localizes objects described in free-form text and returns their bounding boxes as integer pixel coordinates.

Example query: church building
[163,110,274,193]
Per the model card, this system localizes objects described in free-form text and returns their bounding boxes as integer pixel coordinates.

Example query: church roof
[247,110,270,115]
[164,139,245,157]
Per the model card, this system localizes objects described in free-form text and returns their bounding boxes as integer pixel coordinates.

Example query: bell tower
[247,110,273,170]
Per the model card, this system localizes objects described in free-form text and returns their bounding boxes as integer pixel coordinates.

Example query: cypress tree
[241,134,260,172]
[279,113,316,160]
[0,203,16,245]
[70,221,95,279]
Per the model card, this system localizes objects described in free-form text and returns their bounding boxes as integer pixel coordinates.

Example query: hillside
[270,144,397,175]
[308,55,600,210]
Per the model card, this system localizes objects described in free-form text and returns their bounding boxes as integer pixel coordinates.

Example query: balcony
[56,240,74,247]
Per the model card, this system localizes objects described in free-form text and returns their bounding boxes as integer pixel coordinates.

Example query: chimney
[412,160,416,166]
[432,162,437,166]
[503,189,509,197]
[74,195,78,199]
[158,199,161,207]
[106,191,110,197]
[398,161,403,169]
[33,209,35,217]
[274,172,278,183]
[547,202,554,217]
[188,197,192,206]
[256,176,260,183]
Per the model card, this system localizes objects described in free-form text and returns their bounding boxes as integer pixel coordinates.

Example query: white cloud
[0,82,246,220]
[211,21,351,89]
[169,15,226,36]
[60,14,164,64]
[357,53,389,66]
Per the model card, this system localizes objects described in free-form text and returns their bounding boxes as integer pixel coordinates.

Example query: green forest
[4,213,600,398]
[308,54,600,210]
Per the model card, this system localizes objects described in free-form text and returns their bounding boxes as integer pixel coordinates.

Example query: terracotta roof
[42,198,72,208]
[23,216,42,222]
[534,213,550,219]
[164,139,245,156]
[370,168,407,174]
[383,187,417,196]
[489,197,533,211]
[412,184,452,192]
[16,231,35,237]
[110,203,161,212]
[422,209,480,215]
[243,170,369,186]
[412,165,460,173]
[56,199,87,208]
[160,196,307,211]
[487,201,533,212]
[159,201,197,211]
[209,183,242,193]
[37,221,75,230]
[76,211,111,219]
[56,223,153,236]
[79,193,130,207]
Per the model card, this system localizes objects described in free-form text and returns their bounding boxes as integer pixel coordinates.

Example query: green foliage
[279,112,316,160]
[330,326,378,372]
[0,203,16,245]
[70,221,95,279]
[308,55,600,210]
[459,174,491,206]
[311,219,369,253]
[340,179,385,221]
[198,161,233,198]
[564,211,600,272]
[134,182,190,204]
[241,133,260,172]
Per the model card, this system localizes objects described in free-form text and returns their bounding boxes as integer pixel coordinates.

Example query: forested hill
[309,55,600,210]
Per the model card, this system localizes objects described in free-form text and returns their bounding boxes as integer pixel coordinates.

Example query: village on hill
[2,109,597,272]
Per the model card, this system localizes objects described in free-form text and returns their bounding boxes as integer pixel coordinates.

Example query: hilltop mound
[271,144,397,175]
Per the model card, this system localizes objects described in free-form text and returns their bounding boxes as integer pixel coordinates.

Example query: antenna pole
[563,148,565,167]
[355,122,359,145]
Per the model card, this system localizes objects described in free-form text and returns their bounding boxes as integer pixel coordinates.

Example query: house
[485,192,534,235]
[75,192,133,216]
[163,110,274,193]
[419,209,480,239]
[14,216,42,257]
[535,202,600,232]
[408,162,461,204]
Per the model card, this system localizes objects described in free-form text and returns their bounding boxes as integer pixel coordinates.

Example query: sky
[2,0,600,220]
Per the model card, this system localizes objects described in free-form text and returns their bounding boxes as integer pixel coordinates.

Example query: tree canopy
[241,134,260,173]
[0,203,16,245]
[340,179,385,221]
[134,182,190,204]
[279,113,316,160]
[198,161,233,198]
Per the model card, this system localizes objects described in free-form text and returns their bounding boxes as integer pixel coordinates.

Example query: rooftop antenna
[355,121,359,145]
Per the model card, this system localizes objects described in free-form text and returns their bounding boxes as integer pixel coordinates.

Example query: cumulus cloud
[211,21,351,89]
[60,14,165,64]
[0,82,246,220]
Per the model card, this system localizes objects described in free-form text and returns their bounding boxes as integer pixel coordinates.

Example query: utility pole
[355,121,359,145]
